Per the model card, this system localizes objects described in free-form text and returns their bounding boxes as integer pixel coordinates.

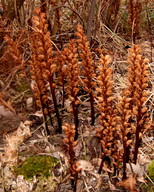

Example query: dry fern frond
[76,24,95,125]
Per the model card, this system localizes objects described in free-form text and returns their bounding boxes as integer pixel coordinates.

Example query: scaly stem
[49,77,62,133]
[72,101,79,140]
[89,91,95,125]
[62,80,65,109]
[122,140,127,179]
[98,150,105,174]
[133,108,141,163]
[40,96,50,135]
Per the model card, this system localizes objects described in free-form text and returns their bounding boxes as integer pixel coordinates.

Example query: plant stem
[49,77,62,133]
[72,101,79,140]
[133,108,141,164]
[40,96,50,135]
[122,141,127,179]
[87,0,96,42]
[90,91,95,125]
[98,151,105,174]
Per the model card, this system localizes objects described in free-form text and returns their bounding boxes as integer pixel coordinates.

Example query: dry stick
[145,0,153,62]
[129,0,135,43]
[0,97,16,115]
[86,0,96,42]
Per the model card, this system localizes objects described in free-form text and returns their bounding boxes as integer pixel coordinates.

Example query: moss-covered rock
[14,155,58,179]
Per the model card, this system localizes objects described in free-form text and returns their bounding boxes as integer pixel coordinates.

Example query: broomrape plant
[3,6,152,187]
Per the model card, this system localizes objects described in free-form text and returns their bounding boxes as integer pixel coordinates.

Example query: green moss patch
[147,160,154,181]
[14,155,58,179]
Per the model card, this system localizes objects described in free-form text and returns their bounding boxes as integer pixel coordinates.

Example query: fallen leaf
[92,158,113,173]
[64,99,72,112]
[137,176,146,183]
[108,180,119,191]
[0,105,13,117]
[74,141,82,157]
[77,160,94,172]
[126,163,144,177]
[26,97,33,109]
[137,154,151,166]
[102,163,113,173]
[117,175,139,192]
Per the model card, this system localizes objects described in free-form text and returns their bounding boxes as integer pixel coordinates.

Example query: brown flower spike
[117,44,150,178]
[127,44,150,163]
[76,24,96,125]
[30,8,62,133]
[96,54,117,173]
[62,39,80,140]
[62,123,80,191]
